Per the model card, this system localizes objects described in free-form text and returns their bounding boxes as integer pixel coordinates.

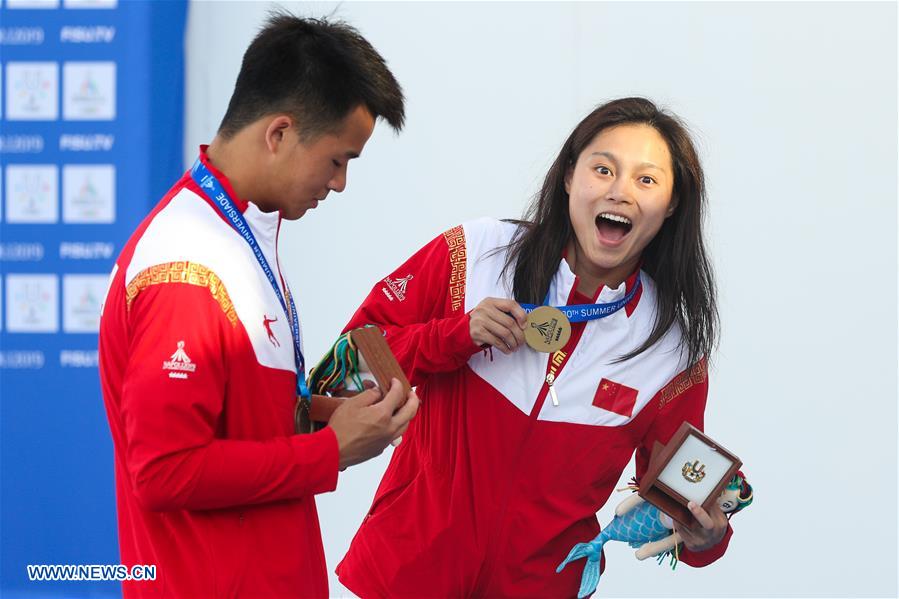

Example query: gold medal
[524,306,572,353]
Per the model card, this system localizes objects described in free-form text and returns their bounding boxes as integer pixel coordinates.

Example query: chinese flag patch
[592,378,638,417]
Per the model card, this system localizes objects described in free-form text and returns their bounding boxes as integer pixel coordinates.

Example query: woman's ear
[665,195,678,218]
[564,166,573,195]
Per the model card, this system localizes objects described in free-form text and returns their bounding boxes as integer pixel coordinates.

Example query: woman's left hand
[674,501,728,552]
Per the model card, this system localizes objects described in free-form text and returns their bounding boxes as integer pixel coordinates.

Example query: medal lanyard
[190,158,310,400]
[520,273,642,323]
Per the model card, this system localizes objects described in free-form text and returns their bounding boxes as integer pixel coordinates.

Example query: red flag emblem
[592,378,638,417]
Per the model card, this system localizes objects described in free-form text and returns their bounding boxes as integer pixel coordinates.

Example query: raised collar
[196,144,249,212]
[554,252,644,318]
[191,145,281,248]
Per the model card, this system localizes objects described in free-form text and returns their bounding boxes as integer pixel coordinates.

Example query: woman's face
[565,123,675,286]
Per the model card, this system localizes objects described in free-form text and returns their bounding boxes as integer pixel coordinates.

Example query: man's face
[265,105,376,220]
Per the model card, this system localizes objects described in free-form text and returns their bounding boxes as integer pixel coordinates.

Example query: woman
[335,97,731,597]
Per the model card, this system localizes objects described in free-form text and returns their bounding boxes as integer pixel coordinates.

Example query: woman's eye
[596,166,612,176]
[639,176,655,185]
[332,160,341,168]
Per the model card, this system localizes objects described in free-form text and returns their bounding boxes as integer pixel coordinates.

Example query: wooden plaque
[305,326,411,425]
[638,421,742,526]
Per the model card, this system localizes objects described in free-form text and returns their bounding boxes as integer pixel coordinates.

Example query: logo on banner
[63,274,107,332]
[6,62,58,120]
[62,164,115,223]
[6,0,60,8]
[6,164,58,223]
[6,274,58,332]
[163,341,197,379]
[382,274,413,302]
[63,62,116,120]
[63,0,118,7]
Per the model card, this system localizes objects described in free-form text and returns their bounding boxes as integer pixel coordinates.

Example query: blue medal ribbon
[521,273,642,323]
[190,157,310,400]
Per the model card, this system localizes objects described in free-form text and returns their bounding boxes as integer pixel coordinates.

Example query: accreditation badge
[524,306,572,353]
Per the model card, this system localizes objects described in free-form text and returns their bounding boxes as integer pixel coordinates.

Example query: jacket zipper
[473,322,588,594]
[545,372,559,406]
[474,274,641,593]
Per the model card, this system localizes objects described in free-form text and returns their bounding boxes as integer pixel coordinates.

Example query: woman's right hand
[469,297,528,354]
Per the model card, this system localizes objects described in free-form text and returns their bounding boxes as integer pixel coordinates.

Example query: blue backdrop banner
[0,0,187,595]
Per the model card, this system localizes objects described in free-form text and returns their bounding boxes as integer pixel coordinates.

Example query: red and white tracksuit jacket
[99,147,339,598]
[336,218,732,598]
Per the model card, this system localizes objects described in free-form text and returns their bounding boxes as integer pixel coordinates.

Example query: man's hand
[469,297,527,355]
[328,378,419,470]
[674,501,728,553]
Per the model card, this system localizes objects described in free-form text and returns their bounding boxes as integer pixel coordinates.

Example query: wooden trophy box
[638,421,742,526]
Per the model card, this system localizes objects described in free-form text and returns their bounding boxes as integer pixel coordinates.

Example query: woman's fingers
[484,311,524,349]
[470,297,527,352]
[687,501,716,530]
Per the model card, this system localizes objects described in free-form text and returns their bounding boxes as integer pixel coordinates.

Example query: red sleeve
[343,227,481,387]
[121,281,339,512]
[635,358,732,567]
[679,525,732,566]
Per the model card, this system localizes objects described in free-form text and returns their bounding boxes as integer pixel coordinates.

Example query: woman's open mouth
[595,212,632,245]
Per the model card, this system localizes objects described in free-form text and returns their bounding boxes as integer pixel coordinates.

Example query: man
[98,14,418,598]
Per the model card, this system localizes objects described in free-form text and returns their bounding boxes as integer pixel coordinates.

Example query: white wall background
[185,2,898,597]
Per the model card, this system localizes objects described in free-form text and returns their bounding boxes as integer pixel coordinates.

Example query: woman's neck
[565,239,638,299]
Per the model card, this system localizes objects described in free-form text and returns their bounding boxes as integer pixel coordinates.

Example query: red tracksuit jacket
[336,218,732,598]
[99,148,339,598]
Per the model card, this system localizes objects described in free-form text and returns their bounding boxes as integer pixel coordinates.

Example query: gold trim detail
[125,261,238,327]
[443,225,467,312]
[659,358,708,408]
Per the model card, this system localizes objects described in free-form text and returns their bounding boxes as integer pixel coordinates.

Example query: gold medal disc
[524,306,572,353]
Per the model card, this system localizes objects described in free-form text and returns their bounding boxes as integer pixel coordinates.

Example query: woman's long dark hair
[502,97,717,365]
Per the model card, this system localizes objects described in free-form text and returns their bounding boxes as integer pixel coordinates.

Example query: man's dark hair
[501,97,718,365]
[218,13,405,140]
